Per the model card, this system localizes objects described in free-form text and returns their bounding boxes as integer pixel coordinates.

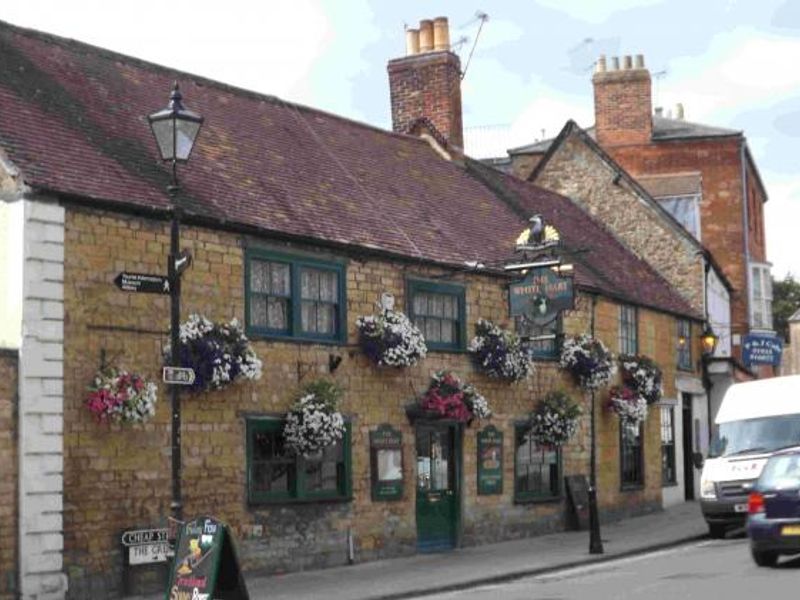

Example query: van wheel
[708,523,727,539]
[751,549,778,567]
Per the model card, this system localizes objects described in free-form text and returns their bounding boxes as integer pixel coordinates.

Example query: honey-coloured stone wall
[62,205,683,597]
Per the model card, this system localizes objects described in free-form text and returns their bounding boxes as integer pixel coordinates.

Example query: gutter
[741,140,751,335]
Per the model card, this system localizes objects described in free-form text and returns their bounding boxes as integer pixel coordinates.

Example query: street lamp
[148,82,203,524]
[700,324,719,443]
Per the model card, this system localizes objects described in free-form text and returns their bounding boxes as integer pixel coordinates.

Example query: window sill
[425,345,468,353]
[247,332,347,346]
[620,484,645,492]
[248,495,353,507]
[514,494,562,505]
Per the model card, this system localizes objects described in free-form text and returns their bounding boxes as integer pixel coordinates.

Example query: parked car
[747,448,800,567]
[700,375,800,538]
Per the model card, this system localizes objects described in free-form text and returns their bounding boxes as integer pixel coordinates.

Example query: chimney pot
[419,19,434,52]
[623,55,632,70]
[406,28,420,56]
[675,102,685,120]
[433,17,450,51]
[610,56,620,70]
[655,106,663,117]
[634,54,645,69]
[596,55,607,73]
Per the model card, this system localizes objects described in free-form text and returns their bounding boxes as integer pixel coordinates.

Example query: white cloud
[533,0,664,24]
[763,174,800,278]
[658,29,800,124]
[3,0,331,103]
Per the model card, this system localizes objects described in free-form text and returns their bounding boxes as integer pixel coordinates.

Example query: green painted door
[415,424,460,552]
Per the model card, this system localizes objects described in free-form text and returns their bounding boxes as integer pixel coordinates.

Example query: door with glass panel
[416,424,460,551]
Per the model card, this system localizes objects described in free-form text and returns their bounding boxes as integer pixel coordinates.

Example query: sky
[3,0,800,279]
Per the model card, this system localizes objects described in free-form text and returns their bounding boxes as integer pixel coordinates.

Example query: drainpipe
[741,140,751,338]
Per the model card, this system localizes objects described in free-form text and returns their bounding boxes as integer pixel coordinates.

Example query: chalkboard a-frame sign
[165,516,249,600]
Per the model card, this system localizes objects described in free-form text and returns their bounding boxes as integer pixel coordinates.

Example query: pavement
[135,501,708,600]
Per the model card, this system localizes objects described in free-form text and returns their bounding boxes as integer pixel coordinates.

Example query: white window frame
[749,262,773,332]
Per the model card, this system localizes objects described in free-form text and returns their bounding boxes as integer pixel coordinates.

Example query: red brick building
[507,55,773,374]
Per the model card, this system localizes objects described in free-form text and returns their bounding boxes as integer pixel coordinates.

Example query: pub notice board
[165,516,249,600]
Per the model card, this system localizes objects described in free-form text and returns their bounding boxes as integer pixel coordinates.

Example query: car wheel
[708,523,727,539]
[751,549,778,567]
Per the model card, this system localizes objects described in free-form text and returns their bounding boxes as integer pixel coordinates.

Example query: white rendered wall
[18,198,67,599]
[0,200,23,349]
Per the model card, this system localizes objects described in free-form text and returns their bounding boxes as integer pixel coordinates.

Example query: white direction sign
[162,366,196,386]
[121,527,170,565]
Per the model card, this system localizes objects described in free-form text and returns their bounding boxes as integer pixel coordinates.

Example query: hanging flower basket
[619,354,663,404]
[468,318,532,382]
[529,390,582,447]
[85,367,157,424]
[607,385,648,425]
[356,308,427,367]
[164,314,262,393]
[559,334,616,391]
[283,380,346,458]
[407,370,491,424]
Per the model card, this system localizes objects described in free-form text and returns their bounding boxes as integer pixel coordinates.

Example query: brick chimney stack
[388,17,464,150]
[593,53,652,147]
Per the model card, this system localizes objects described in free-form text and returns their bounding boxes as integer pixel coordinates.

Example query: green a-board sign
[477,425,503,495]
[370,424,404,501]
[165,516,249,600]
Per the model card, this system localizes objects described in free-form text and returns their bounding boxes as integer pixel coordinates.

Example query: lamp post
[148,83,203,523]
[700,325,719,442]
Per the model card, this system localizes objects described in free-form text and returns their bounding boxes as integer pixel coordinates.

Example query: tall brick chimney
[387,17,464,150]
[593,54,652,147]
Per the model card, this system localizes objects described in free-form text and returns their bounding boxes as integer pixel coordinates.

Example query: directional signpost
[114,272,170,294]
[163,367,196,386]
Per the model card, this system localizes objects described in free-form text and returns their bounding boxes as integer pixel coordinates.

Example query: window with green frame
[514,423,561,502]
[618,305,638,355]
[515,315,562,360]
[677,319,692,370]
[246,417,352,504]
[407,279,466,351]
[245,249,346,342]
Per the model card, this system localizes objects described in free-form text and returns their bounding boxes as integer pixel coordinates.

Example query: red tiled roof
[0,20,698,319]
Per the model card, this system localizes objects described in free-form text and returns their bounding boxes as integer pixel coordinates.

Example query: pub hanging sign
[509,267,574,326]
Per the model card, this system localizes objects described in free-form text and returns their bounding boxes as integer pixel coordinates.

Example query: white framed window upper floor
[749,262,774,332]
[656,194,701,241]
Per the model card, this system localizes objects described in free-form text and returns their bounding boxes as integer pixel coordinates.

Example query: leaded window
[621,419,644,489]
[677,319,692,370]
[514,424,560,501]
[408,279,466,350]
[246,250,346,342]
[246,417,351,503]
[661,407,676,485]
[619,305,638,355]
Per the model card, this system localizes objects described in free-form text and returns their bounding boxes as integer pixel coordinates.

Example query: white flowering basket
[85,367,157,424]
[619,354,663,404]
[356,309,427,367]
[469,318,532,382]
[164,314,262,393]
[529,391,582,447]
[560,334,616,391]
[607,385,648,425]
[284,380,346,457]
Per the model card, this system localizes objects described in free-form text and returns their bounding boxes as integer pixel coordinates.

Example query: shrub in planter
[607,385,648,425]
[356,308,427,367]
[529,390,582,447]
[469,318,532,382]
[410,370,491,424]
[165,314,262,393]
[619,354,663,404]
[283,380,346,458]
[85,367,157,424]
[560,334,616,391]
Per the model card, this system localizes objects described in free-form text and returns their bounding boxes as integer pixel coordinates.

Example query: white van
[700,375,800,538]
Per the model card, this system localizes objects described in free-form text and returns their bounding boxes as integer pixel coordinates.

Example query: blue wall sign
[742,334,783,367]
